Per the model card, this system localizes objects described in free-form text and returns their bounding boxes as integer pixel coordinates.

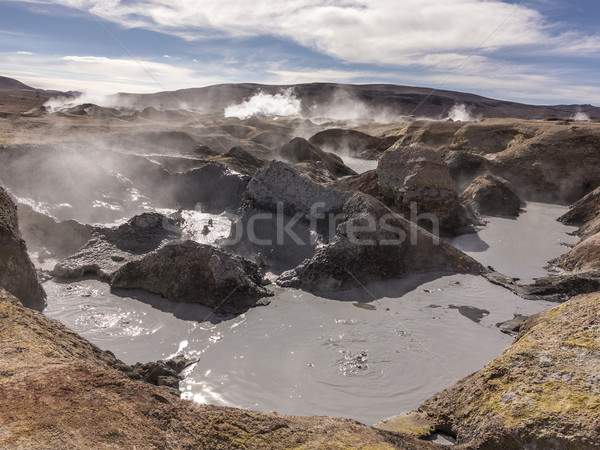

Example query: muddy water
[451,202,579,284]
[340,156,378,174]
[42,202,571,425]
[44,275,554,425]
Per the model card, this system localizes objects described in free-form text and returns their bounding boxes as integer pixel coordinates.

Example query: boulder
[561,233,600,272]
[17,203,93,258]
[443,150,490,192]
[328,169,385,203]
[419,293,600,448]
[213,146,267,176]
[52,213,179,279]
[559,186,600,238]
[130,355,198,396]
[278,192,482,291]
[170,161,250,212]
[459,174,521,217]
[111,240,271,312]
[280,137,356,179]
[308,128,385,158]
[0,188,46,310]
[377,143,466,235]
[225,160,351,266]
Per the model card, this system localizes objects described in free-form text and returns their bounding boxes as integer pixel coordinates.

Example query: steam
[571,111,591,122]
[224,89,301,119]
[43,92,136,112]
[447,104,482,122]
[308,88,407,124]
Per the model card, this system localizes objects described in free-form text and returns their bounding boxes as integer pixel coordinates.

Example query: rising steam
[447,104,482,122]
[224,89,301,119]
[571,111,591,122]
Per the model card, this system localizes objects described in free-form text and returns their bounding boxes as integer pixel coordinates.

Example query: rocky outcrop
[560,186,600,238]
[17,203,93,258]
[386,119,600,203]
[459,174,521,217]
[377,143,468,235]
[280,137,356,180]
[556,186,600,274]
[226,161,352,266]
[229,161,480,287]
[111,240,271,313]
[0,289,428,449]
[0,188,46,310]
[170,161,251,212]
[308,128,387,158]
[52,212,180,279]
[131,355,198,396]
[561,234,600,272]
[419,293,600,448]
[328,169,385,203]
[278,192,482,291]
[213,146,267,176]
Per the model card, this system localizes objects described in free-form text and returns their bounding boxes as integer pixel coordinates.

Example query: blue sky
[1,0,600,104]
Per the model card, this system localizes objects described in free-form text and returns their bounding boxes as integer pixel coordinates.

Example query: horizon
[1,1,600,105]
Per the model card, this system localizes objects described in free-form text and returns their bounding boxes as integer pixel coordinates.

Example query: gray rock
[111,240,271,312]
[277,192,483,291]
[280,137,356,179]
[459,174,521,217]
[225,161,352,266]
[52,212,180,279]
[17,203,93,258]
[377,143,466,235]
[497,314,529,336]
[0,187,46,310]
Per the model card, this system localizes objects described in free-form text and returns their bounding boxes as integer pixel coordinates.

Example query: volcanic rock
[17,203,93,258]
[459,174,521,217]
[0,188,46,310]
[280,137,356,179]
[308,128,385,158]
[277,192,482,291]
[52,212,180,279]
[377,143,467,235]
[111,240,271,312]
[419,293,600,448]
[226,160,351,266]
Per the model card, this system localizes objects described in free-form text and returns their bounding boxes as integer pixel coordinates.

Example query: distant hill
[0,75,38,92]
[114,83,600,120]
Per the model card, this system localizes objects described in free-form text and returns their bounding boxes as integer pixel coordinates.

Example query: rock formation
[459,174,521,217]
[557,186,600,273]
[308,128,387,158]
[418,293,600,448]
[0,187,46,310]
[280,137,356,180]
[111,240,271,312]
[377,143,467,235]
[226,160,352,266]
[52,212,180,279]
[278,192,482,291]
[17,203,93,259]
[229,160,481,288]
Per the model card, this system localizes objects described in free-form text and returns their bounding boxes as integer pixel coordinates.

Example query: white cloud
[0,52,223,94]
[11,0,600,64]
[16,51,34,55]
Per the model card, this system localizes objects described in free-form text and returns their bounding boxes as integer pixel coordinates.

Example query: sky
[1,0,600,105]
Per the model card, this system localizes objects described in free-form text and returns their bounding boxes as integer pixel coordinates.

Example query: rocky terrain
[1,76,600,448]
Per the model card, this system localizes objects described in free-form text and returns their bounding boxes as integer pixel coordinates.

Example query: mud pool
[42,202,576,425]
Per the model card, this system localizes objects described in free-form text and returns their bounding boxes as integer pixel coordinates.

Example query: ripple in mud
[338,349,369,376]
